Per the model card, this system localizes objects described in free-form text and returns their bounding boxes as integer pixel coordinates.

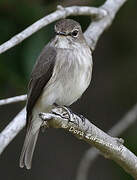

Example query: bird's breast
[55,44,93,106]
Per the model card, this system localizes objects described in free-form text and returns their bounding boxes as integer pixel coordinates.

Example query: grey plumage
[26,46,56,125]
[20,19,93,169]
[20,46,56,169]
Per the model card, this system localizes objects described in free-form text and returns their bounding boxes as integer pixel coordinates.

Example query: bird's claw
[60,106,78,125]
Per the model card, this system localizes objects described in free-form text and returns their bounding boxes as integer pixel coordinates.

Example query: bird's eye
[71,30,78,37]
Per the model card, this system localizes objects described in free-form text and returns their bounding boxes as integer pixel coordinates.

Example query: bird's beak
[56,32,67,36]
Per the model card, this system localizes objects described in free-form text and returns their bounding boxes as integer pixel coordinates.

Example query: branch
[0,108,26,154]
[85,0,127,50]
[0,95,27,106]
[76,103,137,180]
[0,0,126,54]
[0,6,106,54]
[39,107,137,179]
[1,102,137,177]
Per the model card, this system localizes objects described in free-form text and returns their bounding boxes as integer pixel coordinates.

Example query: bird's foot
[39,106,79,130]
[62,106,74,123]
[53,105,76,124]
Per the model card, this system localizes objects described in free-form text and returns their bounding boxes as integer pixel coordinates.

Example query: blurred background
[0,0,137,180]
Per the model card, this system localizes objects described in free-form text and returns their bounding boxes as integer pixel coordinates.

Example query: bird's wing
[26,45,56,125]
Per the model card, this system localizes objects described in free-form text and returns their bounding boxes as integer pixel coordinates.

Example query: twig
[76,103,137,180]
[0,6,106,54]
[39,107,137,179]
[0,95,27,106]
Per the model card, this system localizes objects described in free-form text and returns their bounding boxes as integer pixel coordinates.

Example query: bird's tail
[19,117,42,169]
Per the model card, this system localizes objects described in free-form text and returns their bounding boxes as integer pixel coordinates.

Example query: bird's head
[54,19,85,48]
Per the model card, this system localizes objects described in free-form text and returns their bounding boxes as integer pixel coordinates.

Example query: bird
[19,18,93,169]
